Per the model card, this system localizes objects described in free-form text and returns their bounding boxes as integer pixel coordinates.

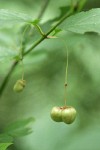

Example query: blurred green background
[0,0,100,150]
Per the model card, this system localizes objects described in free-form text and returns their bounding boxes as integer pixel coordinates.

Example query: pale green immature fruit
[50,106,63,122]
[13,79,26,92]
[62,106,77,124]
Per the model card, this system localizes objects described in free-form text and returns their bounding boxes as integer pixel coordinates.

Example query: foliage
[61,8,100,34]
[0,118,34,150]
[0,143,12,150]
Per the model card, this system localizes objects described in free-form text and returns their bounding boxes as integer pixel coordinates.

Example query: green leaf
[4,117,34,138]
[7,128,33,137]
[0,46,18,62]
[0,9,35,28]
[61,8,100,34]
[0,143,12,150]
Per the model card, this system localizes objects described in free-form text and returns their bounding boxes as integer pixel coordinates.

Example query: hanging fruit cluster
[50,106,76,124]
[50,38,77,125]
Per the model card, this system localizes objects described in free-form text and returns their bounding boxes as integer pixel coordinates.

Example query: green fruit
[62,106,76,124]
[50,106,63,122]
[13,79,26,92]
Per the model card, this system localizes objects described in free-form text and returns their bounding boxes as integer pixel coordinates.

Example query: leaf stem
[64,45,69,106]
[58,38,69,106]
[34,24,45,37]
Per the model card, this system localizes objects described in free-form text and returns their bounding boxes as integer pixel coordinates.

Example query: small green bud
[13,79,26,92]
[62,106,77,124]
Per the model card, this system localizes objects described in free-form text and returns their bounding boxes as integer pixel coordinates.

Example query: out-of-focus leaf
[4,117,34,131]
[0,143,12,150]
[61,8,100,34]
[0,9,36,28]
[4,117,34,137]
[6,128,33,137]
[0,46,18,62]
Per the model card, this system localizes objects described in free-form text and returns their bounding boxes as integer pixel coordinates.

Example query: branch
[0,61,18,96]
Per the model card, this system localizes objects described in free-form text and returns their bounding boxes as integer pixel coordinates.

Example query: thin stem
[64,46,68,106]
[19,25,30,80]
[58,38,69,106]
[21,60,24,80]
[34,24,45,37]
[65,44,69,86]
[20,25,30,59]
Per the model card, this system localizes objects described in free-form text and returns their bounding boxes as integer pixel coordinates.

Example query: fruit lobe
[50,106,77,124]
[50,106,62,122]
[62,106,76,124]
